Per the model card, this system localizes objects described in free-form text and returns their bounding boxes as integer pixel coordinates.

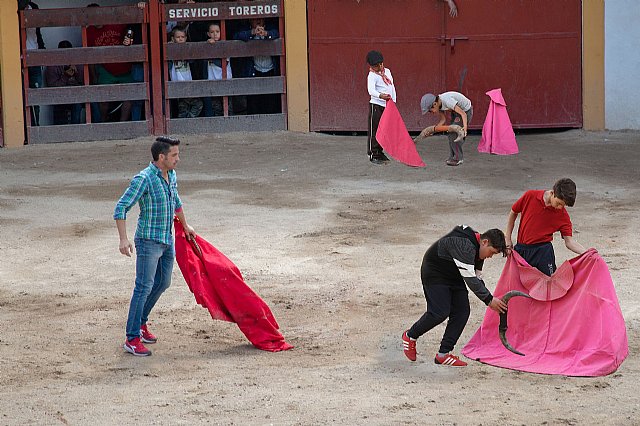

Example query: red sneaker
[140,324,157,344]
[402,330,417,361]
[434,353,467,367]
[124,337,152,357]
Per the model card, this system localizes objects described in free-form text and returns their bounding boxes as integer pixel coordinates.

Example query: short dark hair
[58,40,72,49]
[481,228,508,257]
[171,25,188,39]
[366,50,384,66]
[151,136,180,161]
[553,178,577,207]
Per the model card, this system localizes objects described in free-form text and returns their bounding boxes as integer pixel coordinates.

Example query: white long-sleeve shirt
[368,68,397,107]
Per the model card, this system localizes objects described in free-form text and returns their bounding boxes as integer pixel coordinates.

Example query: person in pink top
[505,178,587,276]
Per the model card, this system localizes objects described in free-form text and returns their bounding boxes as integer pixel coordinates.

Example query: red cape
[174,220,293,352]
[463,249,627,376]
[376,100,426,167]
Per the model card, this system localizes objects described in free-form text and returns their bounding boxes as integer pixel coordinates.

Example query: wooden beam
[27,83,148,105]
[165,39,283,61]
[26,45,146,67]
[23,6,144,28]
[166,76,284,98]
[167,114,286,134]
[29,122,149,144]
[163,1,282,22]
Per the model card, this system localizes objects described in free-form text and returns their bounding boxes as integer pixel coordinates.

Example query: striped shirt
[114,162,183,245]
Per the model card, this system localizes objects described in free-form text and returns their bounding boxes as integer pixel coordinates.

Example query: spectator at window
[44,40,84,125]
[86,3,133,122]
[233,18,281,115]
[202,21,233,117]
[168,26,203,118]
[18,0,45,126]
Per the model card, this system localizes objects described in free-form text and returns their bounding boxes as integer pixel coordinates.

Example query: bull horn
[498,290,532,356]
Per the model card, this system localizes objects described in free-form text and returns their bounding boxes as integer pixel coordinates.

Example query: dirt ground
[0,129,639,425]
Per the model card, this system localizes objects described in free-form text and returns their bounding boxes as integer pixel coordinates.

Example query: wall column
[0,1,25,147]
[582,1,605,130]
[284,0,309,132]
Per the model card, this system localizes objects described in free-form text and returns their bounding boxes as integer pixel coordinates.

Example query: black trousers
[407,282,471,354]
[367,103,385,159]
[515,241,556,276]
[247,69,281,115]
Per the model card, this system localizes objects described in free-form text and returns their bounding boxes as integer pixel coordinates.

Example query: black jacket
[421,225,494,305]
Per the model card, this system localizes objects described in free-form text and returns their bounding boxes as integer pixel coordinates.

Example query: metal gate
[19,0,286,144]
[308,0,582,131]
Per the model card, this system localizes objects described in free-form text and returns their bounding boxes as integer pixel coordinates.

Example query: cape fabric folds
[376,100,426,167]
[174,220,293,352]
[477,88,519,155]
[462,249,627,376]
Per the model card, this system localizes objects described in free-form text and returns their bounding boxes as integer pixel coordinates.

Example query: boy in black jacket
[402,226,507,366]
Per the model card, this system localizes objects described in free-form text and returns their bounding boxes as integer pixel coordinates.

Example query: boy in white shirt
[168,26,203,118]
[366,50,396,165]
[203,22,233,117]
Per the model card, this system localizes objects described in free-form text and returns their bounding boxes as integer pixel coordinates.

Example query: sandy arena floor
[0,129,639,425]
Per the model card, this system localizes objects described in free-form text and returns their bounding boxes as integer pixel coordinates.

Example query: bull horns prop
[498,290,532,356]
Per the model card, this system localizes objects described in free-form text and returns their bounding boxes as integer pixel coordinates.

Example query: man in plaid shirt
[114,136,196,357]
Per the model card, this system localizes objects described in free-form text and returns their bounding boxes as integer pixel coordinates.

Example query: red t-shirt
[87,24,131,76]
[512,190,572,245]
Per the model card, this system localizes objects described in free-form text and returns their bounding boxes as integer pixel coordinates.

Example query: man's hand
[119,238,134,257]
[184,224,196,239]
[379,93,391,101]
[64,66,76,76]
[488,297,507,314]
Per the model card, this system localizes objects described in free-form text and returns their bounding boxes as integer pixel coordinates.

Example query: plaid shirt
[114,162,183,245]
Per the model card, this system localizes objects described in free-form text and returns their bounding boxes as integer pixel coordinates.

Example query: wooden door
[308,0,444,131]
[308,0,582,131]
[444,0,582,128]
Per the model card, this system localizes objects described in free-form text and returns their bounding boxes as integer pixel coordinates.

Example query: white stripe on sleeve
[453,258,476,278]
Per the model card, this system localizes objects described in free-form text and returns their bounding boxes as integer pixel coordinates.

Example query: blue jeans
[125,238,175,340]
[130,63,144,121]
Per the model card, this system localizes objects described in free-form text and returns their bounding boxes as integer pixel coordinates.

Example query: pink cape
[174,220,293,352]
[376,100,426,167]
[477,88,519,155]
[462,249,628,376]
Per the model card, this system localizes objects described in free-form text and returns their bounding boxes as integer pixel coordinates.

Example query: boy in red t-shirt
[505,178,586,276]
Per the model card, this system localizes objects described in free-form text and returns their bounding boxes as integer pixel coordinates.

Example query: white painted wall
[605,0,640,130]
